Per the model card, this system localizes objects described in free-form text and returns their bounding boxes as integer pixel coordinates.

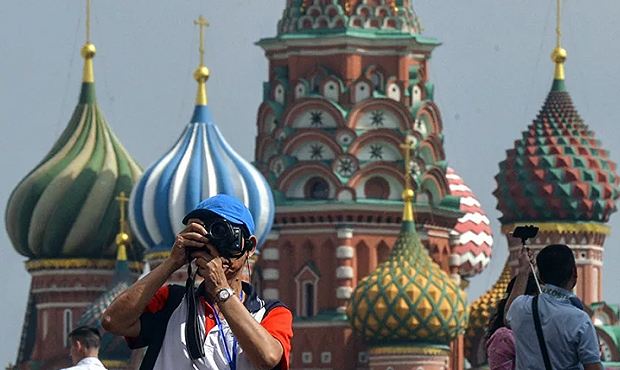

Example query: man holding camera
[103,194,293,370]
[504,244,602,370]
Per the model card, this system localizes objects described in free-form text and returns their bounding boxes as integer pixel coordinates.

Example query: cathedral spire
[193,15,210,106]
[551,0,567,84]
[81,0,96,83]
[400,135,416,222]
[115,191,130,262]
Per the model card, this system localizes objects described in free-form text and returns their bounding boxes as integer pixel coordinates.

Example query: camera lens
[209,220,230,240]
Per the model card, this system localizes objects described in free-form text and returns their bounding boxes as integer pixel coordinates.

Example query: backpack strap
[139,284,186,370]
[532,295,553,370]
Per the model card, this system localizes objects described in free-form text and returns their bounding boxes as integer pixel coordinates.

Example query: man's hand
[167,222,210,270]
[194,245,231,298]
[517,247,534,275]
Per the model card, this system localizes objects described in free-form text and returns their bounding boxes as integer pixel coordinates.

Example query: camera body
[187,218,250,259]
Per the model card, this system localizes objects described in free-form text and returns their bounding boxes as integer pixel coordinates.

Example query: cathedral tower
[253,1,490,368]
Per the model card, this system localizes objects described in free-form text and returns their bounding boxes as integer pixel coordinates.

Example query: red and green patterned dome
[494,72,619,224]
[278,0,421,36]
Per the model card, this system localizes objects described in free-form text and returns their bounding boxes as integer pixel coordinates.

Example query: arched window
[353,82,371,103]
[411,84,422,104]
[364,177,390,199]
[387,83,401,101]
[42,311,48,340]
[323,81,339,101]
[274,84,286,104]
[305,177,330,200]
[377,242,390,264]
[295,82,307,99]
[303,282,316,317]
[63,309,73,348]
[295,263,320,318]
[370,71,384,91]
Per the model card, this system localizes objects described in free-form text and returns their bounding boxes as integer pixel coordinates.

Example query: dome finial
[193,15,210,106]
[399,134,416,222]
[80,0,96,83]
[551,0,567,81]
[114,191,130,261]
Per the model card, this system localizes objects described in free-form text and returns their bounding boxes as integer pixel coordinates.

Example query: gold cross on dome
[399,135,416,191]
[115,191,130,231]
[194,15,210,67]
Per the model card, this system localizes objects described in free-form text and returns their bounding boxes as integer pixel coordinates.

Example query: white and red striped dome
[446,167,493,277]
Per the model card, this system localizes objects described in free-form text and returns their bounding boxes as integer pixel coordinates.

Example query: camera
[512,225,539,243]
[205,219,245,258]
[187,218,250,259]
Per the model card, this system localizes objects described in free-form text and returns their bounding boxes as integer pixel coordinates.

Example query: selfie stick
[516,231,543,294]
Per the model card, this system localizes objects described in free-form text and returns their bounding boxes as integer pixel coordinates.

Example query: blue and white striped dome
[129,105,275,252]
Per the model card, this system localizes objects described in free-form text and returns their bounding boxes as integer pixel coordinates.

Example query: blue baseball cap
[182,194,255,236]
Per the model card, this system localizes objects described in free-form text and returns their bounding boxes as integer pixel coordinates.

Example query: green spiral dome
[5,77,142,260]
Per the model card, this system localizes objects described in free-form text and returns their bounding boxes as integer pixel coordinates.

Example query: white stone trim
[32,286,107,294]
[336,286,353,299]
[37,302,92,309]
[263,268,280,280]
[294,321,350,328]
[263,288,279,300]
[30,269,115,277]
[262,248,280,261]
[449,254,460,267]
[280,227,400,236]
[336,266,354,279]
[266,230,280,241]
[336,246,354,259]
[302,352,312,364]
[337,227,354,239]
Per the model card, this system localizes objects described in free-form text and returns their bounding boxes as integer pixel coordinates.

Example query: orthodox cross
[116,191,130,233]
[194,15,210,67]
[399,135,415,191]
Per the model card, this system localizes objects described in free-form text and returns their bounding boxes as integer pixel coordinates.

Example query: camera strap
[185,262,206,360]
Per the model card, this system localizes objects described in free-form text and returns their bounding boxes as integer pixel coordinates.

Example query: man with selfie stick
[103,194,293,370]
[504,230,601,370]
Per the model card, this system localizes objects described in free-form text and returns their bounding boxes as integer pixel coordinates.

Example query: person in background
[486,273,538,370]
[505,244,602,370]
[60,326,107,370]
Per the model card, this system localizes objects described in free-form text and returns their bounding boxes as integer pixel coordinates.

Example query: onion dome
[447,167,493,277]
[129,16,275,253]
[5,38,142,260]
[278,0,421,36]
[494,42,619,225]
[347,137,468,346]
[464,263,511,367]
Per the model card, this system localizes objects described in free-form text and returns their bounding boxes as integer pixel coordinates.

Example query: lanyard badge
[208,291,243,370]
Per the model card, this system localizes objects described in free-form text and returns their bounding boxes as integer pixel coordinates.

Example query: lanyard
[208,291,243,370]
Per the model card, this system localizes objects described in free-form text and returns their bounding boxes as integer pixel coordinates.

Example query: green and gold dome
[5,36,143,262]
[347,138,468,346]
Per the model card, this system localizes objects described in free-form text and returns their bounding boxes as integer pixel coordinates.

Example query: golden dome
[347,221,469,345]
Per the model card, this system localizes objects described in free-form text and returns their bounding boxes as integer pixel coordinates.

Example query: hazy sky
[2,0,620,365]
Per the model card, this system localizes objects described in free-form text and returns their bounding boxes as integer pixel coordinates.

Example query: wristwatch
[215,287,235,303]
